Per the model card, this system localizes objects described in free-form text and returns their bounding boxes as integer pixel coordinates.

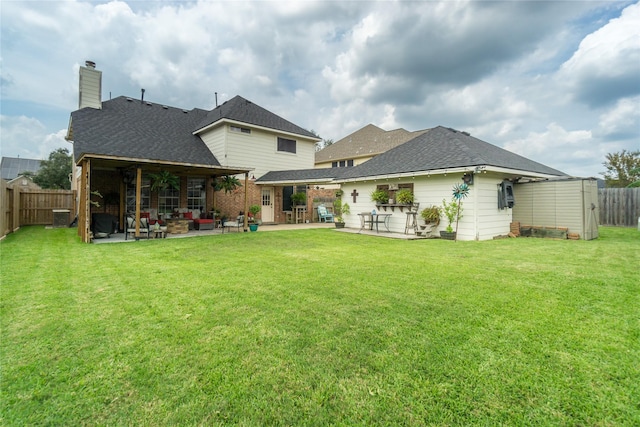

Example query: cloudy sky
[1,0,638,177]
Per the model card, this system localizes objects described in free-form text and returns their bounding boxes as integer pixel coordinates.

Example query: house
[66,61,320,242]
[260,126,571,240]
[314,124,428,169]
[1,157,43,190]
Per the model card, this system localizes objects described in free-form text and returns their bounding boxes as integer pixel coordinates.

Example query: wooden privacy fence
[1,182,75,239]
[598,188,640,227]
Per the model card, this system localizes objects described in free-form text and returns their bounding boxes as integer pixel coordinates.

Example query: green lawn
[1,226,638,425]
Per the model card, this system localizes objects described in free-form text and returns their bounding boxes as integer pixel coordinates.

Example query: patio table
[358,212,392,233]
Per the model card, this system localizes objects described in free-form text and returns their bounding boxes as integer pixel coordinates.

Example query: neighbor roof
[195,95,319,139]
[337,126,566,180]
[70,96,220,166]
[1,157,42,180]
[315,124,429,163]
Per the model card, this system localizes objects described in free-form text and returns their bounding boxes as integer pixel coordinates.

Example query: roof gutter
[333,165,563,183]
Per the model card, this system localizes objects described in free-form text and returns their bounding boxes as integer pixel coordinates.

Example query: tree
[601,150,640,188]
[33,148,72,189]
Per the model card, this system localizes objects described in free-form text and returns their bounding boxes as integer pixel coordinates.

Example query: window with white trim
[187,177,206,210]
[230,125,251,134]
[125,178,150,212]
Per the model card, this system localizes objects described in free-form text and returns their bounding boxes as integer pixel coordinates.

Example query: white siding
[339,173,516,240]
[78,66,102,110]
[474,174,513,240]
[200,126,226,163]
[200,124,316,177]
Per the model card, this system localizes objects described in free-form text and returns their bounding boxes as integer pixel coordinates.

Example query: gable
[315,124,428,164]
[337,126,566,180]
[194,96,319,140]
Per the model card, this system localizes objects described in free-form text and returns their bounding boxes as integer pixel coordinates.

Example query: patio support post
[134,166,142,239]
[80,159,91,243]
[243,172,249,231]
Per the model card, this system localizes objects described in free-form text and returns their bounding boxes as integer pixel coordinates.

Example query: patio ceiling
[77,154,252,177]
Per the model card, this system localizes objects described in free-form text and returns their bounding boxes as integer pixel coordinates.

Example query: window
[376,183,414,203]
[230,125,251,134]
[277,137,296,154]
[187,177,206,210]
[125,178,150,212]
[159,187,179,215]
[332,159,354,168]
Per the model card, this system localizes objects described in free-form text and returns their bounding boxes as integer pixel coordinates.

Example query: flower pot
[335,222,345,229]
[440,231,456,240]
[249,224,259,232]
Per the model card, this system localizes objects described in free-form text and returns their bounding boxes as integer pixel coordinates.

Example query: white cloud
[559,1,640,107]
[0,116,69,159]
[504,123,601,176]
[0,0,638,179]
[597,96,640,139]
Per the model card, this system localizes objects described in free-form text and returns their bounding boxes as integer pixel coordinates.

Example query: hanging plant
[212,175,242,193]
[149,170,180,191]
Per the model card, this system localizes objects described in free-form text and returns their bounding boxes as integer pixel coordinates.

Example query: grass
[1,226,639,425]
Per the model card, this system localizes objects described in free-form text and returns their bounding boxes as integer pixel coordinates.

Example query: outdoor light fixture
[462,172,474,185]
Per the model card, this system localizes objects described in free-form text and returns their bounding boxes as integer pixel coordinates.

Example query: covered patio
[76,154,252,243]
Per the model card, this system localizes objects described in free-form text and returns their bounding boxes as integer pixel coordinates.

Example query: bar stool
[404,203,420,234]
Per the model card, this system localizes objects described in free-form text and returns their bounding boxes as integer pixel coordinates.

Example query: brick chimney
[78,60,102,109]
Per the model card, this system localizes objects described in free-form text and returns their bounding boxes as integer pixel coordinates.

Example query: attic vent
[146,102,152,106]
[126,98,133,102]
[461,131,470,136]
[182,110,188,114]
[162,105,168,109]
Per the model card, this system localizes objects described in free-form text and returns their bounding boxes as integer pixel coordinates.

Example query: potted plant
[248,204,261,231]
[395,189,414,205]
[440,183,469,240]
[371,189,389,205]
[291,192,306,206]
[333,199,350,228]
[440,198,460,240]
[420,206,441,225]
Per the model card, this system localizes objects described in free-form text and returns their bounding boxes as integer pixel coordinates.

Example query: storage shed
[512,177,599,240]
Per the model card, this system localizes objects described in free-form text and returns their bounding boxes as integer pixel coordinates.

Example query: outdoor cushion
[183,211,193,219]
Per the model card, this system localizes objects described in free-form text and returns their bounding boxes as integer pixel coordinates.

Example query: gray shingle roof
[257,168,343,183]
[195,95,318,139]
[1,157,42,180]
[315,124,428,163]
[337,126,566,179]
[70,96,220,165]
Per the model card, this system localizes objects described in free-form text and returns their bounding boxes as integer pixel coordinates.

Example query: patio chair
[222,215,244,233]
[125,215,150,240]
[317,205,334,223]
